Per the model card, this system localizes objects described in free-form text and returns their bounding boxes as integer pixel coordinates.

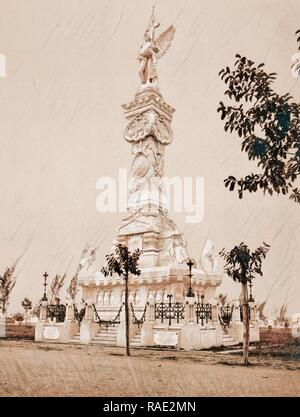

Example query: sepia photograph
[0,0,299,403]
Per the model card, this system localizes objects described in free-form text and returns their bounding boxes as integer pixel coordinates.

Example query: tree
[276,304,288,327]
[49,274,66,304]
[291,29,300,77]
[101,243,141,357]
[13,312,24,324]
[21,297,32,322]
[257,300,268,324]
[67,273,79,303]
[0,265,16,314]
[220,242,270,366]
[32,304,41,318]
[218,55,300,203]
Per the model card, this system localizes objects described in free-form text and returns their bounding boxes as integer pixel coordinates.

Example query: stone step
[98,328,118,333]
[93,336,116,341]
[69,334,81,343]
[222,340,238,346]
[90,340,117,346]
[97,331,118,336]
[222,335,238,346]
[130,331,142,346]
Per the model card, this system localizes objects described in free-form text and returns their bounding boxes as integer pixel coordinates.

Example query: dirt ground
[0,340,299,397]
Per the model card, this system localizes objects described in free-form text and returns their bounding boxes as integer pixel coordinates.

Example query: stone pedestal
[80,304,98,344]
[0,313,6,338]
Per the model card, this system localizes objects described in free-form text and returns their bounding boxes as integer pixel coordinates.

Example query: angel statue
[200,239,218,274]
[78,240,97,272]
[138,7,175,85]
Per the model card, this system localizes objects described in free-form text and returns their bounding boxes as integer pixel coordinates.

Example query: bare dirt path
[0,340,299,397]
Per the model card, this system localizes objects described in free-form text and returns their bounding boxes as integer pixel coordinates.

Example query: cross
[167,294,173,305]
[42,272,48,302]
[148,6,160,40]
[186,259,195,298]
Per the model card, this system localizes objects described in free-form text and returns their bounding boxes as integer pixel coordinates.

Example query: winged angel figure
[138,8,175,85]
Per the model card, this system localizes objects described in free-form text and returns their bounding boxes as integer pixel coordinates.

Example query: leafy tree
[21,297,32,322]
[291,29,300,76]
[220,242,270,365]
[102,243,141,357]
[13,312,24,324]
[218,54,300,203]
[0,265,16,314]
[32,304,41,318]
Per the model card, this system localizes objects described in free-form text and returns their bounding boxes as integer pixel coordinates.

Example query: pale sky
[0,0,299,316]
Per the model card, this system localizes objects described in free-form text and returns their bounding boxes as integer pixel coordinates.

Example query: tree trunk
[241,282,250,366]
[124,272,131,357]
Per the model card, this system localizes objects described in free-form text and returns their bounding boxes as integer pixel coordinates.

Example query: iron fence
[46,304,66,323]
[155,295,185,326]
[195,302,212,326]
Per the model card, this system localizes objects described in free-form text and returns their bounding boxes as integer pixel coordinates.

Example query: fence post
[39,301,48,321]
[249,302,255,322]
[84,303,92,321]
[233,300,241,322]
[149,302,155,322]
[65,303,73,322]
[187,300,195,323]
[211,300,218,323]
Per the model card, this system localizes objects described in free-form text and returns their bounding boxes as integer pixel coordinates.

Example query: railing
[92,303,122,330]
[155,295,185,326]
[195,302,212,326]
[218,304,233,331]
[130,303,148,328]
[46,304,66,323]
[73,304,86,326]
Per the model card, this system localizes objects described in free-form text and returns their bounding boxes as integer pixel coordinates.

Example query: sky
[0,0,299,316]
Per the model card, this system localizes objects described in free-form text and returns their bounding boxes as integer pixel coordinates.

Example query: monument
[35,9,260,349]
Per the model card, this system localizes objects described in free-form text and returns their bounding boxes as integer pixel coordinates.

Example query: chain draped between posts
[130,303,148,328]
[92,303,122,330]
[218,304,234,331]
[73,304,86,326]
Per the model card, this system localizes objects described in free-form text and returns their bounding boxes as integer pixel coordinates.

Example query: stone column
[65,303,74,322]
[39,300,48,321]
[211,301,218,323]
[249,302,256,322]
[141,302,154,346]
[80,303,97,344]
[149,301,155,322]
[185,300,195,323]
[233,299,241,322]
[117,303,126,347]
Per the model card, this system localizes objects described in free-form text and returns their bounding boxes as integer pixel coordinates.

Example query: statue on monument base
[138,7,176,86]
